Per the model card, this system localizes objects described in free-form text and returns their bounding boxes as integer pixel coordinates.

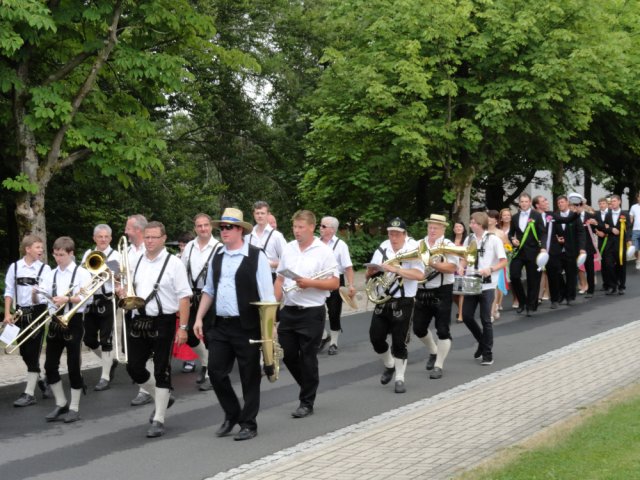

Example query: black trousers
[125,314,176,389]
[509,255,540,310]
[16,304,47,373]
[186,293,205,348]
[325,274,345,331]
[583,253,595,294]
[602,247,626,290]
[412,284,453,340]
[206,317,262,430]
[462,290,494,357]
[370,297,414,359]
[560,252,579,300]
[83,295,115,351]
[45,313,84,389]
[278,305,325,409]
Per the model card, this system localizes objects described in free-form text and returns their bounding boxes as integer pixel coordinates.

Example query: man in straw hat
[194,207,275,441]
[412,214,458,380]
[274,210,339,418]
[366,218,424,393]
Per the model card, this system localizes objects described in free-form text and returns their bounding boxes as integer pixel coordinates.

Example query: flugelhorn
[249,302,283,382]
[282,267,336,293]
[116,236,145,310]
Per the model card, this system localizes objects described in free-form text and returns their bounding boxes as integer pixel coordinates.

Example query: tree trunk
[583,168,592,205]
[551,164,565,204]
[452,168,475,223]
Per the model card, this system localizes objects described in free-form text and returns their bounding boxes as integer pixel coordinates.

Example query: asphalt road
[1,269,638,480]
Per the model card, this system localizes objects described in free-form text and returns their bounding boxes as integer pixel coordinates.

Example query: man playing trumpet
[194,208,275,441]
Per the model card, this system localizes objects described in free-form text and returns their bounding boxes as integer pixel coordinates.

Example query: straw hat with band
[212,207,253,235]
[425,214,449,227]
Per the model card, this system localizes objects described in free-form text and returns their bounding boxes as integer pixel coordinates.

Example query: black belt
[283,305,323,311]
[216,315,241,321]
[16,305,43,313]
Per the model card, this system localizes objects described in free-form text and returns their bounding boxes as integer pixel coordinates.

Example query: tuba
[365,240,431,305]
[249,301,283,382]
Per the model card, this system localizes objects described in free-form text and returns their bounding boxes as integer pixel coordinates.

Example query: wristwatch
[179,324,188,331]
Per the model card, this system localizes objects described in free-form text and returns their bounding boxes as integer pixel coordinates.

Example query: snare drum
[453,275,482,296]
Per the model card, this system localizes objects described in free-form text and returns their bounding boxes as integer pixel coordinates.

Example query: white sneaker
[635,261,640,270]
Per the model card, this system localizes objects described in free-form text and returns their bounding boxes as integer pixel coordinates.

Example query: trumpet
[282,267,336,293]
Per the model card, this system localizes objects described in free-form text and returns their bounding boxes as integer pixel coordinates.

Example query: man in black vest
[194,208,275,441]
[509,193,547,316]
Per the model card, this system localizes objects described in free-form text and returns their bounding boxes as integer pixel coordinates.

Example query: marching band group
[3,192,638,439]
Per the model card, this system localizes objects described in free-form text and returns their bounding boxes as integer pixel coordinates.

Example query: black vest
[210,244,261,330]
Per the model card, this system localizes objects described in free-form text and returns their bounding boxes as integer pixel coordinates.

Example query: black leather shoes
[380,367,395,385]
[550,302,558,309]
[328,344,338,355]
[196,366,207,384]
[94,378,110,391]
[394,380,406,394]
[46,404,69,422]
[198,382,213,391]
[147,421,165,438]
[215,419,237,437]
[234,427,257,441]
[606,288,617,295]
[63,410,80,423]
[14,393,36,407]
[516,305,525,314]
[291,405,313,418]
[149,394,175,423]
[109,359,118,382]
[473,346,483,360]
[618,289,625,295]
[426,354,437,370]
[131,391,153,406]
[429,367,443,379]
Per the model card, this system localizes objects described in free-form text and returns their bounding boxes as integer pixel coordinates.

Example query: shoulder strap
[332,238,341,251]
[262,229,275,251]
[143,253,173,315]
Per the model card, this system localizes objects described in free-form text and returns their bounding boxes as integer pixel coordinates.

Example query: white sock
[101,350,113,381]
[394,358,407,382]
[321,329,329,340]
[69,388,82,411]
[140,377,157,400]
[192,342,208,369]
[434,339,452,369]
[139,358,155,395]
[25,372,38,396]
[330,330,340,346]
[419,330,438,355]
[50,381,67,407]
[379,349,394,369]
[153,387,171,423]
[92,348,102,359]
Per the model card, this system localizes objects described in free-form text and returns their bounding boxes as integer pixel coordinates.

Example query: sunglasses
[218,224,237,231]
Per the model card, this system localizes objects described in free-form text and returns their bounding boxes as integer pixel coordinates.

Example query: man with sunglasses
[318,216,355,355]
[194,208,275,441]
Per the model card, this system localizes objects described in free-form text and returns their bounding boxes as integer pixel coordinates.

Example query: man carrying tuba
[366,218,425,394]
[194,208,275,441]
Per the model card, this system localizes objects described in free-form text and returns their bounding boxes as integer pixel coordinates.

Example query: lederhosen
[326,238,346,332]
[44,265,84,389]
[413,240,454,341]
[83,249,115,351]
[185,243,217,347]
[369,247,414,360]
[125,254,175,389]
[13,262,47,372]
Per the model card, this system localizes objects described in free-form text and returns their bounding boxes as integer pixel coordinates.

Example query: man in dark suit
[552,195,586,305]
[598,195,629,295]
[509,193,547,316]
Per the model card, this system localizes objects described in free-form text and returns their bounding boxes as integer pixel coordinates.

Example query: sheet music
[0,324,20,346]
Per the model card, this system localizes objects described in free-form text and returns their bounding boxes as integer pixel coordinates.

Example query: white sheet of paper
[278,269,302,280]
[0,324,20,346]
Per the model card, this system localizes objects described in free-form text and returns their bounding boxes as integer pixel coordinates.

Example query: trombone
[4,287,75,354]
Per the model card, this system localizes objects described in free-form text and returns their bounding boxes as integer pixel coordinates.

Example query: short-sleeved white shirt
[369,238,424,298]
[277,237,338,307]
[132,248,192,317]
[181,236,220,289]
[4,258,51,307]
[42,263,93,314]
[246,225,287,272]
[630,204,640,230]
[422,236,459,288]
[464,232,506,290]
[324,236,353,274]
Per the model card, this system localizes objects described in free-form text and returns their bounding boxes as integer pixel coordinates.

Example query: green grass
[460,386,640,480]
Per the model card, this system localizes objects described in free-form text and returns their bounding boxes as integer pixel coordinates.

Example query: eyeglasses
[218,225,237,231]
[144,235,163,240]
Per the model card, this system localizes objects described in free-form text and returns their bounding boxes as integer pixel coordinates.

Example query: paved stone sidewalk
[209,320,640,480]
